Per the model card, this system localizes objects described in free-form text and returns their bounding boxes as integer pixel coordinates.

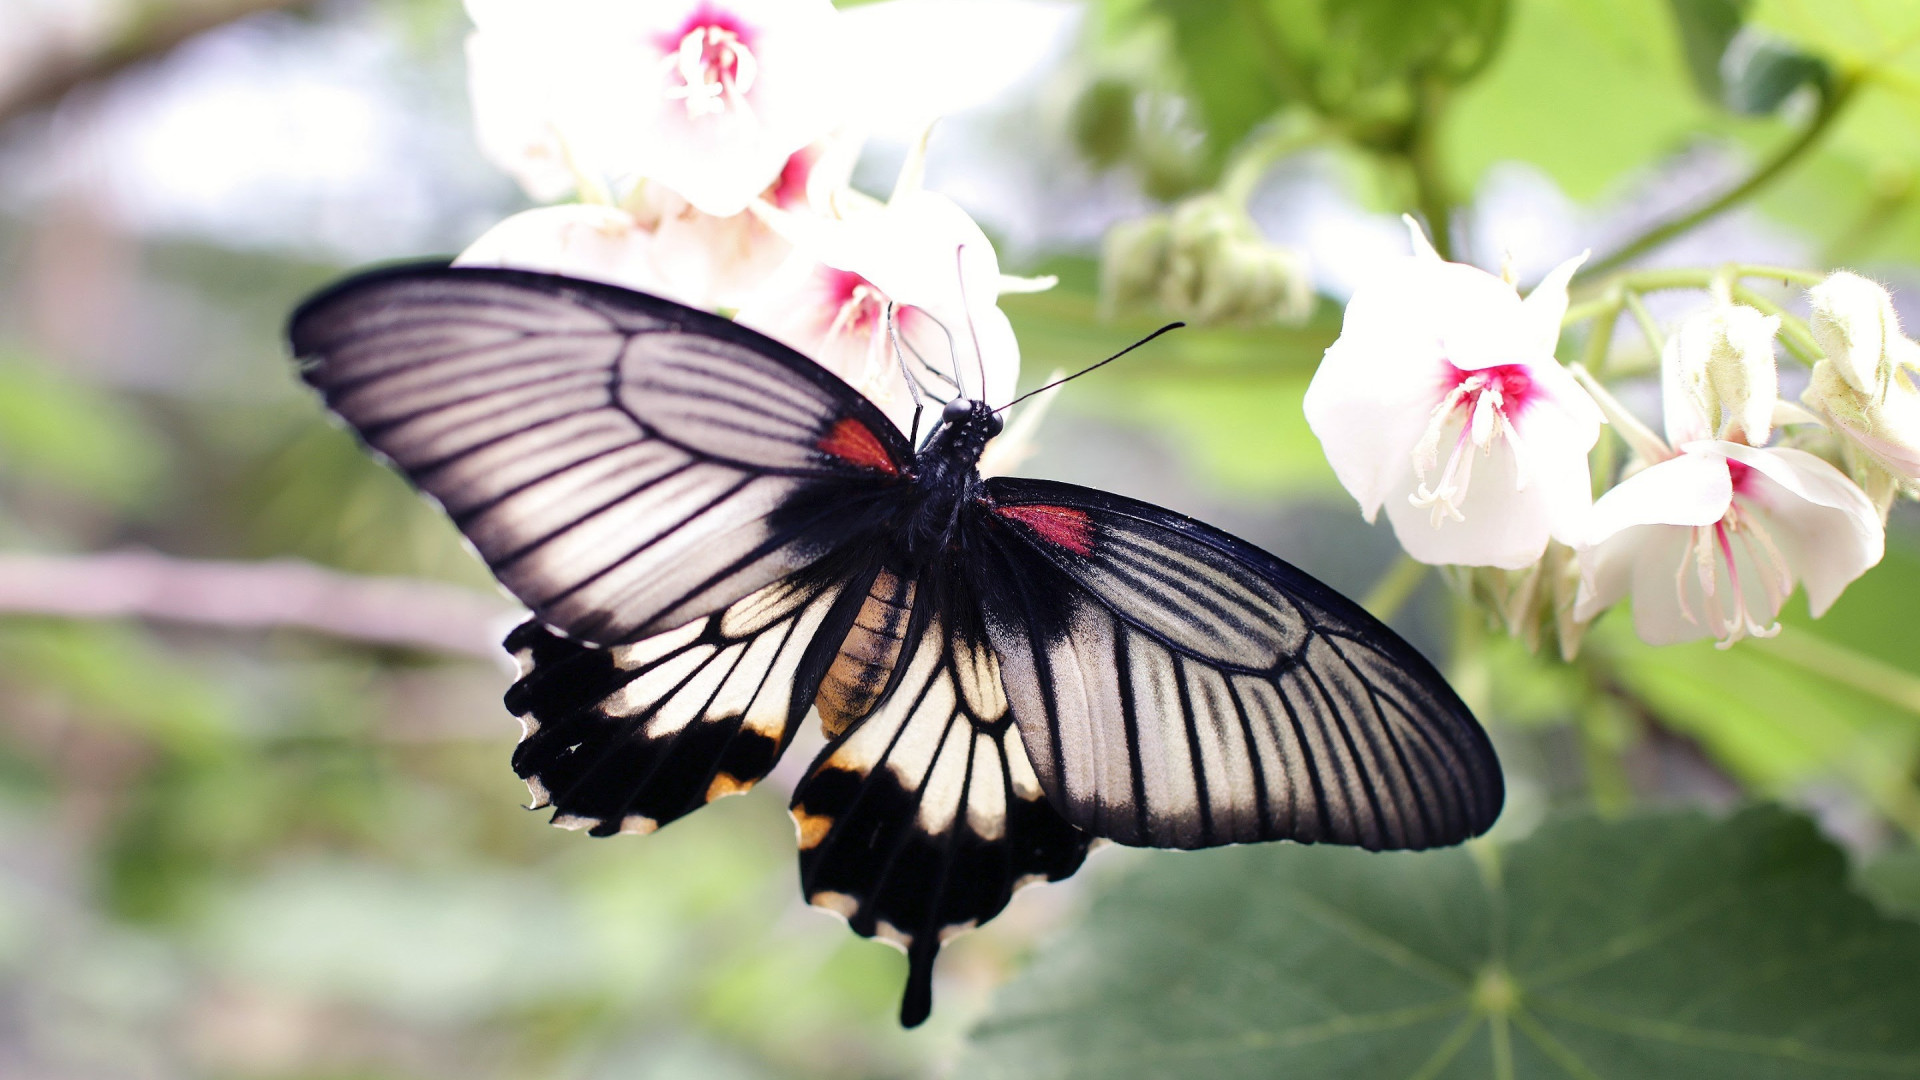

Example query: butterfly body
[288,264,1503,1028]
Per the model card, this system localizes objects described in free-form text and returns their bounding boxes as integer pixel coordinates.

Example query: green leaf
[1860,849,1920,920]
[1143,0,1293,174]
[1137,0,1507,173]
[1721,33,1831,115]
[960,807,1920,1078]
[1667,0,1752,102]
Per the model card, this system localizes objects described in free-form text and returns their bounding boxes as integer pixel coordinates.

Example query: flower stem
[1735,264,1827,288]
[1729,283,1822,365]
[1582,76,1858,278]
[1220,120,1324,207]
[1622,290,1666,354]
[1578,300,1619,370]
[1363,553,1430,623]
[1405,81,1456,261]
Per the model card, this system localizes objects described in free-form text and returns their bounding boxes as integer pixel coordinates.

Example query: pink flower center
[1676,457,1788,647]
[770,146,818,209]
[1726,458,1755,495]
[1440,362,1536,410]
[661,8,758,118]
[820,268,886,339]
[1409,363,1540,526]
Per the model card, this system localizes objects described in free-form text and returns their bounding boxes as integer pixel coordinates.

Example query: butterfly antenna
[887,301,925,413]
[995,322,1186,414]
[911,309,965,400]
[889,302,949,449]
[955,244,989,402]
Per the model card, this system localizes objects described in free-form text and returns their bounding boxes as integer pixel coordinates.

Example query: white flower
[465,0,843,217]
[455,202,681,297]
[452,166,818,312]
[740,190,1021,433]
[1575,311,1884,647]
[1302,221,1602,569]
[1801,272,1920,510]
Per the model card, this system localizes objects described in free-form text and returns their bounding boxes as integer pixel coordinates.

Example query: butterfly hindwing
[504,575,848,835]
[288,264,912,644]
[976,477,1503,852]
[789,582,1091,1026]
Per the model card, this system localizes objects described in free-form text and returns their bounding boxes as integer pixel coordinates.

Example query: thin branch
[1582,76,1860,278]
[1405,80,1456,262]
[0,551,519,661]
[0,0,315,129]
[1728,282,1822,365]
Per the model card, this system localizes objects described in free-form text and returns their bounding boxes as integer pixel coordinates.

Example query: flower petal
[454,204,676,296]
[1379,434,1554,569]
[1660,337,1713,448]
[1573,523,1647,622]
[1718,443,1884,615]
[1302,329,1440,522]
[1625,526,1712,645]
[1512,383,1600,547]
[1401,214,1443,262]
[1517,250,1588,356]
[1586,450,1732,545]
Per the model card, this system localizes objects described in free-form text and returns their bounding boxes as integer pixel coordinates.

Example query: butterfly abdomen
[815,569,918,736]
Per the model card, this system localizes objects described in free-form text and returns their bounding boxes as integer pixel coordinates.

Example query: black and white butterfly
[288,264,1502,1027]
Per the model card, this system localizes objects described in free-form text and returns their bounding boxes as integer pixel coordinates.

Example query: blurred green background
[2,1,1919,1077]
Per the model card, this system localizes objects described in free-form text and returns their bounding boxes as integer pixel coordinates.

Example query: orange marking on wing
[818,417,899,474]
[996,504,1094,555]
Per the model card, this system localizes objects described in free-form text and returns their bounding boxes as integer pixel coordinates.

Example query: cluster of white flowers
[1307,220,1911,651]
[453,0,1064,433]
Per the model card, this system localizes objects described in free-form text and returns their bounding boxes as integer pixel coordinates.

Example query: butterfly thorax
[902,399,1001,562]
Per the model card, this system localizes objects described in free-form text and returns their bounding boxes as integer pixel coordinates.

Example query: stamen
[1407,367,1535,525]
[1411,383,1474,480]
[1410,423,1474,525]
[1674,527,1702,628]
[1470,381,1499,446]
[663,25,758,119]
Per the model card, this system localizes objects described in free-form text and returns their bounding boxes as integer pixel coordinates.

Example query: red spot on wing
[996,504,1094,555]
[818,417,899,475]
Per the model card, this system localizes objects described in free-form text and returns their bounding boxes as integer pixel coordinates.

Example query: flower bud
[1099,213,1172,316]
[1103,194,1313,327]
[1801,273,1920,514]
[1809,271,1900,396]
[1671,304,1781,445]
[1455,542,1592,660]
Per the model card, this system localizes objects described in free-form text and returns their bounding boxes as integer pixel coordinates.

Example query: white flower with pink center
[1574,309,1885,647]
[465,0,842,217]
[1302,222,1602,569]
[740,190,1020,433]
[452,141,847,312]
[736,263,958,432]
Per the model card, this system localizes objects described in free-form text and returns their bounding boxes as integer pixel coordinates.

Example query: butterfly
[288,263,1503,1027]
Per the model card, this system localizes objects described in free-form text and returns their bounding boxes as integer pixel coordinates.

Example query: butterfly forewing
[288,265,911,644]
[977,477,1502,852]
